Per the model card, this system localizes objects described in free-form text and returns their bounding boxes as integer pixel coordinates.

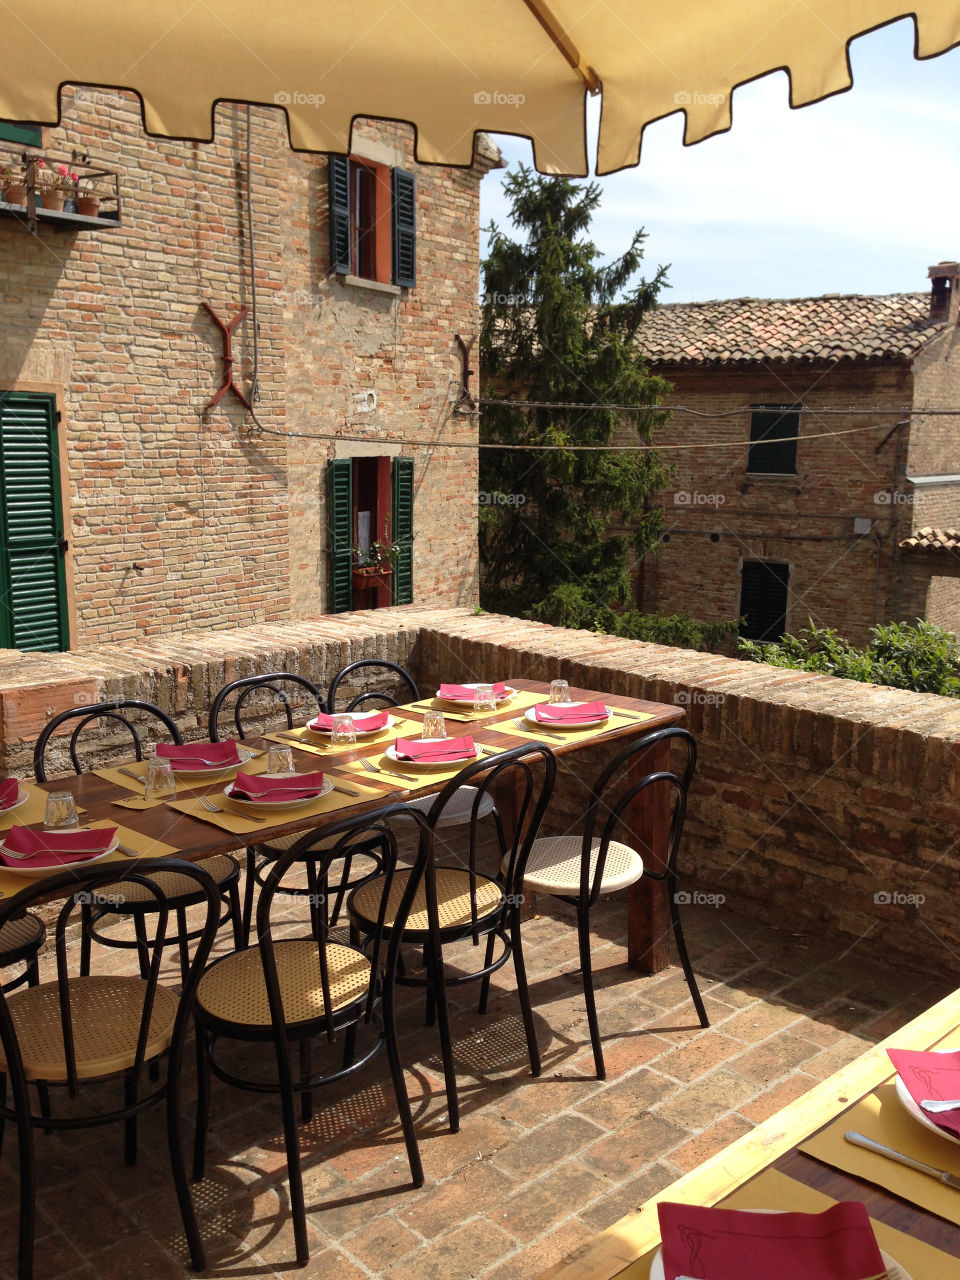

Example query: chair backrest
[33,699,182,782]
[255,805,436,1053]
[326,660,419,714]
[576,726,697,905]
[427,743,556,935]
[0,860,219,1108]
[207,673,324,741]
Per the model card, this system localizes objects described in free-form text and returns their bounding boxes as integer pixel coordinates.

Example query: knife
[845,1130,960,1187]
[920,1099,960,1113]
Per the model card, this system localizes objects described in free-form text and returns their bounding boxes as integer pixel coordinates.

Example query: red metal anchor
[202,301,252,410]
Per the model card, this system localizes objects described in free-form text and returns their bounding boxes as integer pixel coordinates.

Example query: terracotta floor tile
[398,1161,516,1238]
[497,1161,608,1239]
[574,1068,678,1130]
[490,1115,605,1178]
[737,1071,820,1123]
[581,1114,690,1180]
[730,1033,821,1085]
[380,1219,516,1280]
[668,1113,755,1172]
[654,1069,758,1130]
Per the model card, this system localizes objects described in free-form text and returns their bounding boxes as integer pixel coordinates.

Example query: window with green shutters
[327,455,414,613]
[0,392,69,651]
[739,560,789,642]
[747,404,800,474]
[0,121,43,148]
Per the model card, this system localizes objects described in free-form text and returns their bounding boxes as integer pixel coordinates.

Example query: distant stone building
[633,264,960,645]
[0,96,498,651]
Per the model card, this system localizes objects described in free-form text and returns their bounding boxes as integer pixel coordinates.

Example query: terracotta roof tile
[637,292,945,366]
[898,527,960,552]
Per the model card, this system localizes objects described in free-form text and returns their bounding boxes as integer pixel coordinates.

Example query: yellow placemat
[801,1080,960,1228]
[0,782,84,831]
[95,750,270,795]
[345,748,481,789]
[0,819,180,899]
[496,708,655,747]
[406,688,545,722]
[168,777,389,836]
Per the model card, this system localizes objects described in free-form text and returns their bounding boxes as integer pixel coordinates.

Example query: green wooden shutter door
[391,169,416,288]
[391,456,414,604]
[328,458,354,613]
[328,155,351,274]
[0,393,68,651]
[739,560,789,642]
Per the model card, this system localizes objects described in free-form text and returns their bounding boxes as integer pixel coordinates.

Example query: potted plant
[36,159,77,211]
[75,174,101,217]
[351,518,411,592]
[1,160,27,206]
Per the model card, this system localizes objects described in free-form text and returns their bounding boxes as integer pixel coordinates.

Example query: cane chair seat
[94,855,239,904]
[197,939,371,1029]
[351,867,503,936]
[520,836,643,897]
[0,912,45,960]
[404,785,495,825]
[0,975,179,1081]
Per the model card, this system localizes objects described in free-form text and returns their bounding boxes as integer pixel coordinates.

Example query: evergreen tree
[479,166,671,617]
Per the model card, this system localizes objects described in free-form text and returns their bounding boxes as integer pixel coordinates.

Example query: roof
[898,528,960,553]
[636,293,946,367]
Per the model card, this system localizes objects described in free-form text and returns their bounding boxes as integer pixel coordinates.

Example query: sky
[479,17,960,304]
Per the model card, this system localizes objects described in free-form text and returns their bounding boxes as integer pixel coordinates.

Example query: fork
[197,794,269,822]
[512,717,563,740]
[357,757,417,783]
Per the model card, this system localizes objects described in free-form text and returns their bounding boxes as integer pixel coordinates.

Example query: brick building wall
[0,93,488,647]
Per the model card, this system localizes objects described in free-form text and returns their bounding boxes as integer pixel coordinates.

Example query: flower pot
[2,183,27,206]
[41,190,65,211]
[352,568,393,592]
[76,195,100,217]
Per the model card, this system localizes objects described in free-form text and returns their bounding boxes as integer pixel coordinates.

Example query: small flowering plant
[35,159,79,191]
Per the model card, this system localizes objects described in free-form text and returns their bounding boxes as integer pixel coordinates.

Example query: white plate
[650,1209,909,1280]
[0,833,119,877]
[895,1054,960,1149]
[385,741,480,769]
[166,744,256,778]
[0,785,30,817]
[524,701,609,729]
[306,713,397,737]
[223,776,334,811]
[435,684,517,707]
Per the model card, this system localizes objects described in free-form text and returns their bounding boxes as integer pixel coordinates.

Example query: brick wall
[5,606,960,977]
[0,94,488,646]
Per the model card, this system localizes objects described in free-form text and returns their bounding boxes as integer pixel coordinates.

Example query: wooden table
[541,986,960,1279]
[13,680,683,971]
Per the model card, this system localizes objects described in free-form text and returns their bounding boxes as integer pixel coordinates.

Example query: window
[328,456,414,612]
[739,560,789,642]
[0,392,69,651]
[328,155,416,288]
[747,404,799,474]
[0,120,42,148]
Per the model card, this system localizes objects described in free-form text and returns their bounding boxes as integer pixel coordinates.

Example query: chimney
[928,261,960,324]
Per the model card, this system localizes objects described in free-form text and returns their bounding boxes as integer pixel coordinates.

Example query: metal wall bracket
[201,301,252,411]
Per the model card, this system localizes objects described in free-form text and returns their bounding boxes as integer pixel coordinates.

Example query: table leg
[626,737,671,972]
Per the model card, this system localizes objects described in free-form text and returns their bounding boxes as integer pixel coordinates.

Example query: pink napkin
[533,700,608,724]
[657,1200,884,1280]
[1,825,117,868]
[888,1046,960,1138]
[437,682,507,701]
[0,777,20,810]
[230,770,325,802]
[394,736,476,763]
[156,741,241,769]
[308,710,389,732]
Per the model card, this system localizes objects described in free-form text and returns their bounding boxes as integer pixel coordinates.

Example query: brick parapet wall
[3,606,959,974]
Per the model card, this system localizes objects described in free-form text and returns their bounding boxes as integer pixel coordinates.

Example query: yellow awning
[0,1,957,174]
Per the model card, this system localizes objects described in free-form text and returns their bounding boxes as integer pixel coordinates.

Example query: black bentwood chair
[348,743,556,1132]
[33,700,242,982]
[192,806,434,1269]
[0,859,220,1280]
[516,727,707,1080]
[0,915,45,995]
[325,658,419,714]
[207,672,382,944]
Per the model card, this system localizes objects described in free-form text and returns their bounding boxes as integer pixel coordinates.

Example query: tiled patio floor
[1,869,952,1280]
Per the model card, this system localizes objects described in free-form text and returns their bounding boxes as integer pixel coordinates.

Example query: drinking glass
[473,684,497,713]
[549,679,571,704]
[44,791,80,830]
[331,714,357,747]
[267,743,296,775]
[421,709,447,739]
[143,755,176,801]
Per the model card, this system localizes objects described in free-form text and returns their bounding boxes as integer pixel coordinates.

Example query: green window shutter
[391,169,416,289]
[0,121,42,147]
[328,155,351,274]
[747,404,799,474]
[327,458,354,613]
[391,456,414,604]
[739,560,789,642]
[0,392,68,652]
